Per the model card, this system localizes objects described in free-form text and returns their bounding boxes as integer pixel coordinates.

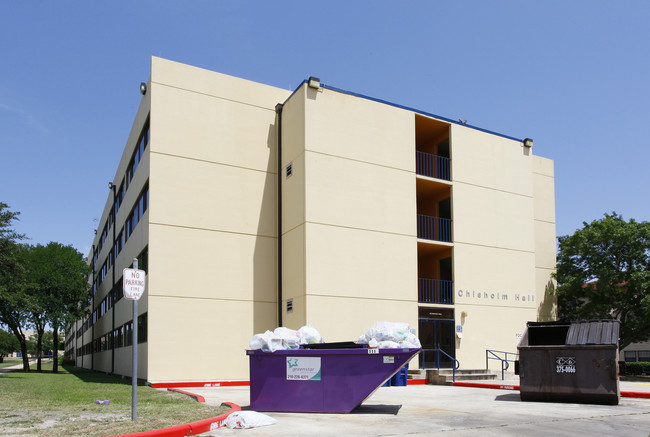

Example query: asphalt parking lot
[191,383,650,436]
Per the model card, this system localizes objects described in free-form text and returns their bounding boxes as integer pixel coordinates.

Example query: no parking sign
[123,268,145,300]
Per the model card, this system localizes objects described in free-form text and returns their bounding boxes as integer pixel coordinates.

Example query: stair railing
[486,349,519,380]
[421,348,460,382]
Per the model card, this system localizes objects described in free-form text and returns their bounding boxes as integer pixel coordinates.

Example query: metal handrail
[416,151,451,181]
[418,278,453,304]
[421,348,460,382]
[486,349,519,380]
[417,214,452,242]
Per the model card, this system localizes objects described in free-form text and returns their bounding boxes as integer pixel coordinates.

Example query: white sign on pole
[123,268,146,301]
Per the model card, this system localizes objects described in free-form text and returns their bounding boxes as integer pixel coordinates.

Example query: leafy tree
[0,328,20,362]
[0,203,30,371]
[554,212,650,349]
[23,242,90,373]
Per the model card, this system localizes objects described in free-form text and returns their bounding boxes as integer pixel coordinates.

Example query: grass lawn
[0,362,229,436]
[0,357,23,369]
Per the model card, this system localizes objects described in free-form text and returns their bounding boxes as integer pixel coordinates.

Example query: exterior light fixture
[108,182,114,190]
[523,138,533,148]
[308,76,321,89]
[140,82,147,95]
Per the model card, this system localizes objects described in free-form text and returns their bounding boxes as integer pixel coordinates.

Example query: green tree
[0,203,30,371]
[0,328,20,362]
[554,212,650,349]
[24,242,90,373]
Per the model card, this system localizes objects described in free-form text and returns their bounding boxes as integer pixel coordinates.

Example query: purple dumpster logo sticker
[556,357,576,373]
[286,357,321,381]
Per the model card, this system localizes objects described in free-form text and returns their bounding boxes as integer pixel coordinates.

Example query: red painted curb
[407,379,428,385]
[110,402,241,437]
[151,380,250,389]
[621,391,650,399]
[453,382,520,391]
[167,388,206,403]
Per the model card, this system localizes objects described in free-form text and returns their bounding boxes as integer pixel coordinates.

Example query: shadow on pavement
[494,393,521,402]
[351,404,402,415]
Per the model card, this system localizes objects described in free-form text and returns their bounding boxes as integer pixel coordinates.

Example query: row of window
[127,121,149,188]
[125,184,149,240]
[624,350,650,362]
[94,118,149,264]
[76,313,148,356]
[94,184,149,291]
[78,249,148,338]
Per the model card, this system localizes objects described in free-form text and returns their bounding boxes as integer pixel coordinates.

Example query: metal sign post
[123,259,146,421]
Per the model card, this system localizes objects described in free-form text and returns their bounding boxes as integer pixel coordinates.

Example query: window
[126,120,150,188]
[125,184,149,241]
[624,351,637,362]
[639,351,650,362]
[138,313,148,344]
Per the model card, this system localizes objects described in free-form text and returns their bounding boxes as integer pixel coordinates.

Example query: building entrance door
[418,307,455,369]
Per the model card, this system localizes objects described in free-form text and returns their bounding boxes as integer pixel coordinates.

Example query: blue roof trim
[321,83,523,143]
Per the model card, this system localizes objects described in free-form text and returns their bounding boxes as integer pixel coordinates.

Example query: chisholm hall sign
[457,288,535,303]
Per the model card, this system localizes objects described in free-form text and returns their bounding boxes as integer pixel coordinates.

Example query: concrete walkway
[188,382,650,436]
[0,359,38,373]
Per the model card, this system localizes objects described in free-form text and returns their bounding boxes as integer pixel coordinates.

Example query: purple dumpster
[247,344,420,413]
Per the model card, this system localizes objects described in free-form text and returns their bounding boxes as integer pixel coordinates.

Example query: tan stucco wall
[282,85,419,346]
[450,124,553,369]
[146,58,288,381]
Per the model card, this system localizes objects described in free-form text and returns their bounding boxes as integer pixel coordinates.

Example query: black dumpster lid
[566,320,619,345]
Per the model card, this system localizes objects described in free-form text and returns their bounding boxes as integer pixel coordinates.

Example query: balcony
[416,151,450,181]
[417,214,452,242]
[418,278,453,304]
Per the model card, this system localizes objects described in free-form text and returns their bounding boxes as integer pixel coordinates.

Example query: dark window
[138,313,148,343]
[639,351,650,361]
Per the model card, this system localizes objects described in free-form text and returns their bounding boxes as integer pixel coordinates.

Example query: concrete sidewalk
[0,360,38,373]
[188,383,650,436]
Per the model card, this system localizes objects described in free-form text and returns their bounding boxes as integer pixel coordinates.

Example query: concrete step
[426,369,497,385]
[438,369,491,375]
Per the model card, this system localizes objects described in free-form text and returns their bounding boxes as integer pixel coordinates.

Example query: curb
[453,382,520,391]
[167,388,206,403]
[111,402,241,437]
[151,381,249,389]
[621,391,650,399]
[453,381,650,399]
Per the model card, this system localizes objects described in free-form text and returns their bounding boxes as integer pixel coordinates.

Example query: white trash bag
[359,321,422,349]
[298,325,324,344]
[274,327,301,350]
[225,411,277,429]
[249,330,283,353]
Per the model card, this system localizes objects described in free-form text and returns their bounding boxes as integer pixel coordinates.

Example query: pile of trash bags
[249,321,421,351]
[249,326,324,352]
[358,321,422,349]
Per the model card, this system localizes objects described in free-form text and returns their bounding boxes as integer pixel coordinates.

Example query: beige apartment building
[65,57,557,384]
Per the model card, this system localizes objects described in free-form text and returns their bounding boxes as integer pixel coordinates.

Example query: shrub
[625,361,650,375]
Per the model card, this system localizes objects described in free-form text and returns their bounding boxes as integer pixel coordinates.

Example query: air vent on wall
[286,298,293,313]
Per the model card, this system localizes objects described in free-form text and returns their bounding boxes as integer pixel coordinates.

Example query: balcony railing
[419,278,453,304]
[416,151,450,181]
[417,214,452,242]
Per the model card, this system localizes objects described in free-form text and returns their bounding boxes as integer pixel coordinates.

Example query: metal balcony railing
[416,151,450,181]
[417,214,452,242]
[418,279,453,304]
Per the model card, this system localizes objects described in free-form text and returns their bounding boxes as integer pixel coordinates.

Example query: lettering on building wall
[457,289,535,302]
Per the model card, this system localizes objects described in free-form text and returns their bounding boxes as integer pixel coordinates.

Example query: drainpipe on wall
[275,103,283,328]
[110,185,117,374]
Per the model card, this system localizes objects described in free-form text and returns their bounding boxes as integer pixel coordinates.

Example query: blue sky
[1,1,649,256]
